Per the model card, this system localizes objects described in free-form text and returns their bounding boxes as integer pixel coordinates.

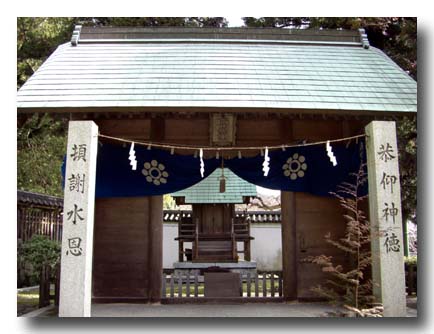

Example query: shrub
[18,235,61,283]
[302,162,377,315]
[404,256,417,266]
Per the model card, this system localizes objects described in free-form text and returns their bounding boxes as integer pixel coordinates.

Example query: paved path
[91,302,416,317]
[24,297,418,317]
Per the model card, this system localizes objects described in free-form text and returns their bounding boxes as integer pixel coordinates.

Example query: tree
[303,164,379,316]
[17,113,67,197]
[242,17,309,28]
[17,18,76,89]
[80,17,228,28]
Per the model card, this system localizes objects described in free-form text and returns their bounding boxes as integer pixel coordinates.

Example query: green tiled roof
[17,27,416,114]
[171,168,257,204]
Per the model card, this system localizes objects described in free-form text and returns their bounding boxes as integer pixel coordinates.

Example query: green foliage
[18,235,61,282]
[404,256,417,266]
[17,17,76,88]
[242,17,309,28]
[163,194,177,209]
[83,17,228,28]
[397,118,417,223]
[17,114,67,197]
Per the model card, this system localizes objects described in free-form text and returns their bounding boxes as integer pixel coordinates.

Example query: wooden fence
[17,207,63,242]
[17,190,63,242]
[162,270,283,301]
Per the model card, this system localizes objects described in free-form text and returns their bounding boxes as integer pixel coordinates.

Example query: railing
[162,270,283,300]
[164,210,282,224]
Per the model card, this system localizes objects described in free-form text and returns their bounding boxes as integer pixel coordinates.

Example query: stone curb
[21,304,55,317]
[17,285,39,293]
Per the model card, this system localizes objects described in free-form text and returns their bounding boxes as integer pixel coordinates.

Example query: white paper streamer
[199,148,205,177]
[129,142,137,170]
[326,140,338,166]
[262,146,270,176]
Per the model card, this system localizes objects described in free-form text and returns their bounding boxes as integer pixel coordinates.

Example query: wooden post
[270,273,275,297]
[148,195,163,303]
[194,272,199,297]
[178,240,184,262]
[255,273,259,297]
[161,273,166,298]
[178,272,183,298]
[186,270,191,297]
[365,121,406,317]
[244,240,251,261]
[59,121,98,317]
[246,272,251,297]
[54,263,60,306]
[281,191,297,300]
[170,273,175,298]
[402,219,409,257]
[39,264,51,308]
[262,273,267,297]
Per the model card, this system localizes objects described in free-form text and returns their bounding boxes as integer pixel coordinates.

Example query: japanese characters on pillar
[59,121,98,317]
[376,142,402,254]
[365,121,406,317]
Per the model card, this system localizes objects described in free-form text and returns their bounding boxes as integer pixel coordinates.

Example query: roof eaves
[370,46,417,82]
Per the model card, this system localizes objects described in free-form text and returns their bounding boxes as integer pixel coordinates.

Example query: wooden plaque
[210,113,236,146]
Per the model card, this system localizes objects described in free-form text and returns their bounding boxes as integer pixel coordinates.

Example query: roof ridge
[71,25,366,48]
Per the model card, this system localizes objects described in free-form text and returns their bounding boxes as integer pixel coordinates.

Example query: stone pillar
[59,121,98,317]
[148,195,163,303]
[281,191,297,300]
[365,121,406,317]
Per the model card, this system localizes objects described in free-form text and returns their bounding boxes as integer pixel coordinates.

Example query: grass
[17,286,55,316]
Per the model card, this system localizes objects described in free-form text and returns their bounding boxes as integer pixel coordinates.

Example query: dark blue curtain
[63,139,366,198]
[225,140,366,197]
[94,143,220,197]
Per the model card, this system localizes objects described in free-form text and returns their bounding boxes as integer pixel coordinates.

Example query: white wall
[162,223,179,268]
[250,223,282,271]
[163,222,282,271]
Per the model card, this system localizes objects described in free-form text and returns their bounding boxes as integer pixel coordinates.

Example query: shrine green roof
[171,168,257,204]
[17,26,416,115]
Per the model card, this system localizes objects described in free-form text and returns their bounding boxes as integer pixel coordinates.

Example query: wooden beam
[150,117,165,142]
[148,195,163,303]
[281,191,297,300]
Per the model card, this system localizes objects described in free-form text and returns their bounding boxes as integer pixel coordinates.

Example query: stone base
[173,261,257,278]
[204,272,241,297]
